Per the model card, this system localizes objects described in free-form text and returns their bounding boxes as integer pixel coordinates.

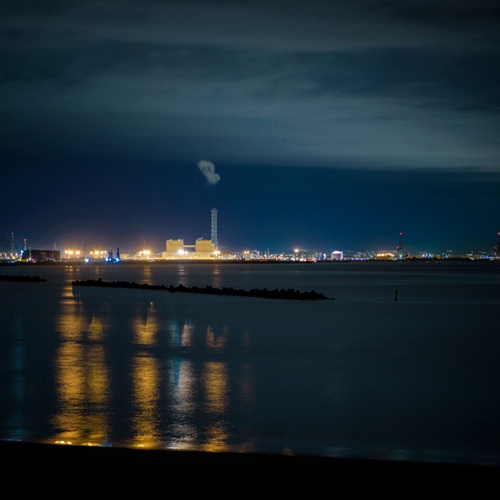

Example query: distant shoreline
[1,258,497,266]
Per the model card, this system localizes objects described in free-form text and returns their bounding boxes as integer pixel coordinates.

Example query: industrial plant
[162,208,219,260]
[3,212,500,263]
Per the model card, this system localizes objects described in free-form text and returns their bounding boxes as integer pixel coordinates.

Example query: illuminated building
[331,250,343,261]
[195,239,215,255]
[374,252,395,260]
[242,250,261,260]
[163,209,219,259]
[166,239,185,255]
[162,238,215,259]
[22,249,61,262]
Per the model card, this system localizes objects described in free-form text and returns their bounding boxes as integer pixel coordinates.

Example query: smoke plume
[197,160,220,185]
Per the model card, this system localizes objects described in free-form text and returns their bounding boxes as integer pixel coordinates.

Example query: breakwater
[0,275,47,282]
[72,278,331,300]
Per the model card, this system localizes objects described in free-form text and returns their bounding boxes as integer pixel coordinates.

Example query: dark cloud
[2,1,499,52]
[0,1,499,250]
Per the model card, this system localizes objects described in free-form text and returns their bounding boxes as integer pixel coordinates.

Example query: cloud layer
[0,1,499,169]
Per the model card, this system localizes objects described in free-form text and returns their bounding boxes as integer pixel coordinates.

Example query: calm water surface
[0,261,499,464]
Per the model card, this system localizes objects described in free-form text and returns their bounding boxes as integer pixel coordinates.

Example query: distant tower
[494,232,500,259]
[211,208,218,250]
[396,232,404,260]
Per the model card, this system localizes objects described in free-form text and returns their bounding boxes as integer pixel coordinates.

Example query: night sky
[1,1,499,254]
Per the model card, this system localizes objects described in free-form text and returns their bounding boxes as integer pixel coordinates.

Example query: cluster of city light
[14,242,497,263]
[0,252,21,259]
[375,252,395,259]
[61,248,155,260]
[90,250,109,257]
[64,249,82,258]
[64,249,110,259]
[292,248,308,261]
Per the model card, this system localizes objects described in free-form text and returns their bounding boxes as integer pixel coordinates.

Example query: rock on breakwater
[0,275,47,282]
[72,279,332,300]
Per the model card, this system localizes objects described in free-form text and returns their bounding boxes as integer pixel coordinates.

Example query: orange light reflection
[201,361,229,452]
[52,280,110,445]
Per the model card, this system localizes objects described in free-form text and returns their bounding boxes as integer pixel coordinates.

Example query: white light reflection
[169,359,198,448]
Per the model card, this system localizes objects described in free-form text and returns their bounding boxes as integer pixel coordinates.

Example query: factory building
[162,238,216,259]
[22,249,61,262]
[166,239,185,255]
[331,250,343,261]
[162,209,219,259]
[195,239,215,254]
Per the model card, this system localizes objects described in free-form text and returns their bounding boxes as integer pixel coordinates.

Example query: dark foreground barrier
[0,441,496,498]
[0,274,47,282]
[72,278,332,300]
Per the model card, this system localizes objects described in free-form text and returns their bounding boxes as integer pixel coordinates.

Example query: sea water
[0,261,499,464]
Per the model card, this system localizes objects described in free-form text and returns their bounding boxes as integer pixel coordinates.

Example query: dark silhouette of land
[72,278,332,300]
[0,275,46,282]
[0,441,495,498]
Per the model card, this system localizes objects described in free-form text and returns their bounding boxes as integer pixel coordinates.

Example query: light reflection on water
[169,359,197,449]
[168,318,194,347]
[131,354,161,447]
[130,299,161,447]
[1,262,499,464]
[141,265,153,285]
[52,282,110,445]
[205,326,227,351]
[176,265,188,286]
[8,314,26,440]
[47,274,242,451]
[237,364,255,412]
[212,265,222,289]
[201,361,228,452]
[133,302,158,347]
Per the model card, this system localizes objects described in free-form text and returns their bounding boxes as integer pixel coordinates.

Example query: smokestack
[211,208,218,250]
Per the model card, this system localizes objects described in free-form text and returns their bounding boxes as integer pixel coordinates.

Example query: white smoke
[197,160,220,185]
